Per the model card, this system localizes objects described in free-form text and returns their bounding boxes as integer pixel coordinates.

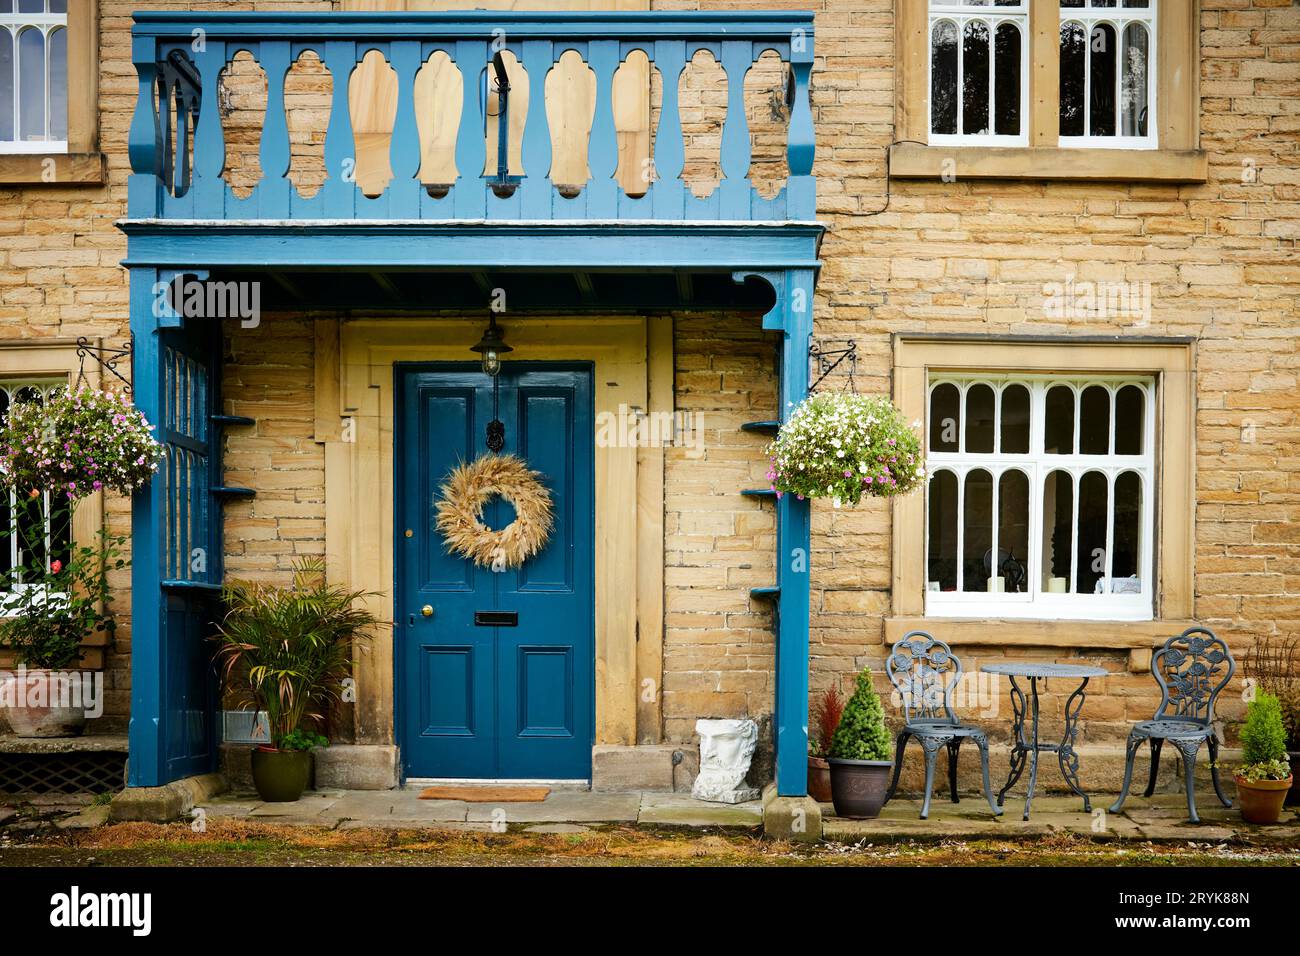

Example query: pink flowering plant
[0,386,164,501]
[766,392,925,506]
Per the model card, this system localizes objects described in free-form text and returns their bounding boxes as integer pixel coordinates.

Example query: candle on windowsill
[1047,577,1068,593]
[986,576,1005,593]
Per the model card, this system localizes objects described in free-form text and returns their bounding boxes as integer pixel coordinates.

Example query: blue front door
[396,363,594,780]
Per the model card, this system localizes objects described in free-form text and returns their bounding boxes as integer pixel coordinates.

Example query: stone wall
[0,0,1295,747]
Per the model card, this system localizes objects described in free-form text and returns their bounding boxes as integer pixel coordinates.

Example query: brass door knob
[421,605,434,618]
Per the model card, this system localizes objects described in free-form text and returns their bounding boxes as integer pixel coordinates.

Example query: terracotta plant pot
[250,747,313,802]
[1287,752,1300,807]
[1234,775,1293,825]
[827,757,892,819]
[807,755,832,803]
[0,669,89,738]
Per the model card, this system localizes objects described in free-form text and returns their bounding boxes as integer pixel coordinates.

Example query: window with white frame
[924,374,1154,621]
[929,0,1029,145]
[0,0,67,154]
[1059,0,1156,148]
[0,379,72,593]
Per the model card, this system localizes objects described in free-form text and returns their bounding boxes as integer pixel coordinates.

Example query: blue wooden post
[127,268,166,787]
[775,268,813,797]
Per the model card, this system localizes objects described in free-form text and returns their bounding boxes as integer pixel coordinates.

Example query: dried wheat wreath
[435,453,553,569]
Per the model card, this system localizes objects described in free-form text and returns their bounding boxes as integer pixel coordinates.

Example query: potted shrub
[826,668,894,818]
[214,559,379,802]
[1243,634,1300,806]
[1234,692,1294,825]
[807,684,845,803]
[0,501,123,738]
[767,392,925,507]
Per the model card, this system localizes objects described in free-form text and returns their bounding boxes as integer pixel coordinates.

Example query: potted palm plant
[213,559,379,802]
[826,668,893,818]
[1234,692,1294,825]
[807,684,844,803]
[0,501,124,737]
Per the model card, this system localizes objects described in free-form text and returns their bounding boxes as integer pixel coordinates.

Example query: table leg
[1057,677,1092,812]
[997,675,1028,808]
[1023,677,1042,821]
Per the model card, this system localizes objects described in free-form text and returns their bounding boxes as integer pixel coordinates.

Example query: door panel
[397,363,594,780]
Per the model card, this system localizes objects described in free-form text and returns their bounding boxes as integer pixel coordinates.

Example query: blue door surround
[395,364,595,780]
[121,9,819,796]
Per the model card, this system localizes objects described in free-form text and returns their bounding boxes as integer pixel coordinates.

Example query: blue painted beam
[133,11,816,41]
[120,222,824,272]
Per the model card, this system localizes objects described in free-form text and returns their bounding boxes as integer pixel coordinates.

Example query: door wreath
[434,453,553,570]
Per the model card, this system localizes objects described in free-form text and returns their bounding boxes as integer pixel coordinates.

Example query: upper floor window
[1059,0,1156,148]
[0,0,67,154]
[924,373,1155,621]
[929,0,1028,145]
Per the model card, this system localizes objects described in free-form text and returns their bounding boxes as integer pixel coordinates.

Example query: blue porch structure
[122,10,820,795]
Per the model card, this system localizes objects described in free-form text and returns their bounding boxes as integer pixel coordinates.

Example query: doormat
[419,785,551,803]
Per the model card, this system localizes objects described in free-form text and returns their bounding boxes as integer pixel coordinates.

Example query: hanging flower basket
[766,392,925,507]
[0,386,164,500]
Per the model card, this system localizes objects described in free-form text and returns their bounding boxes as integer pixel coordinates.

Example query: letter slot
[474,610,519,627]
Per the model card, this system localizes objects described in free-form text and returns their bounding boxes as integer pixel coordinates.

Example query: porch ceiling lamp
[470,316,512,377]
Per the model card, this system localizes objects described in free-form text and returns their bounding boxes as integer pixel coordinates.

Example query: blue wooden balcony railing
[128,11,816,224]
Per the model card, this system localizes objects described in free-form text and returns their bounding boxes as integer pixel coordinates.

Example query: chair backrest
[1151,626,1235,725]
[886,630,961,724]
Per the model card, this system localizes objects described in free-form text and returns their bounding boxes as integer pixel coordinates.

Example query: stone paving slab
[464,790,640,823]
[637,793,762,827]
[823,793,1300,843]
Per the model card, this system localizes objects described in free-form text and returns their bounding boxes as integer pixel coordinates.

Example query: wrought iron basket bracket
[75,337,134,396]
[808,338,857,394]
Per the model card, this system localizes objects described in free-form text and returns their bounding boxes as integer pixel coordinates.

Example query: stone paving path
[197,788,764,832]
[824,793,1300,844]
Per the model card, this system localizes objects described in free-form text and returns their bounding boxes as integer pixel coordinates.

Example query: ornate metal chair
[1110,626,1235,824]
[884,631,1002,820]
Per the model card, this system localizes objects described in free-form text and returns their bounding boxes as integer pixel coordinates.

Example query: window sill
[888,143,1208,184]
[884,617,1196,672]
[0,152,106,185]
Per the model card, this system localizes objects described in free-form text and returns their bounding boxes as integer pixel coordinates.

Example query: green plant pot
[250,747,313,802]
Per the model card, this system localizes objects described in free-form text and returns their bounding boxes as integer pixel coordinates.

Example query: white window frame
[928,0,1030,147]
[1058,0,1158,150]
[0,377,71,606]
[924,372,1155,621]
[0,2,68,154]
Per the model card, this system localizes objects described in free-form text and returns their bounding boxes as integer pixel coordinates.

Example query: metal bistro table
[981,662,1108,821]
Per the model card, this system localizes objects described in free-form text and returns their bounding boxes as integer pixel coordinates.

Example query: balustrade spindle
[519,39,554,219]
[718,40,753,220]
[389,40,424,213]
[258,41,292,219]
[321,40,357,219]
[586,41,620,217]
[453,40,488,219]
[193,43,225,219]
[651,39,686,220]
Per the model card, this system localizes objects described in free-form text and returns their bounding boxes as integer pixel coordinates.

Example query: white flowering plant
[0,386,165,501]
[766,392,925,506]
